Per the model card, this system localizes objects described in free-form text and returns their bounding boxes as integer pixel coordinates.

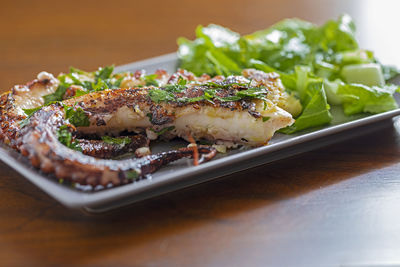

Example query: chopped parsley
[125,170,140,180]
[144,74,159,86]
[63,105,90,127]
[57,125,82,151]
[95,66,114,81]
[91,79,108,91]
[262,116,271,122]
[148,78,268,104]
[43,84,68,105]
[74,90,88,97]
[101,136,132,146]
[42,65,120,105]
[150,126,175,136]
[20,106,47,128]
[22,107,42,116]
[177,77,188,86]
[69,66,88,75]
[149,89,176,103]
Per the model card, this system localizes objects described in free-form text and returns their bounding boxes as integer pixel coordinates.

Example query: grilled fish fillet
[62,69,295,146]
[1,68,295,149]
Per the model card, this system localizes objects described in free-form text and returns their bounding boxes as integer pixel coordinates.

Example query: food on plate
[77,134,150,159]
[1,14,399,189]
[177,14,400,133]
[0,67,294,187]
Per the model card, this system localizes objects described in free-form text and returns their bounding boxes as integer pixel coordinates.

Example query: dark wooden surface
[1,0,400,266]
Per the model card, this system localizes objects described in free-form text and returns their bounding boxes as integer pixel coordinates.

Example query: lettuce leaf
[279,84,331,134]
[280,66,332,133]
[244,19,314,72]
[178,37,218,76]
[336,83,398,115]
[177,14,399,134]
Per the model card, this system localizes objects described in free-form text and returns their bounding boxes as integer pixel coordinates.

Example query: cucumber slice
[341,63,384,87]
[324,79,343,105]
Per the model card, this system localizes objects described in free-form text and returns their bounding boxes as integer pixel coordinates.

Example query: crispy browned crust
[0,91,24,149]
[0,76,58,149]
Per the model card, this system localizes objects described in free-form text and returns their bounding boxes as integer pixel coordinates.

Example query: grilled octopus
[76,135,150,159]
[18,105,216,186]
[0,68,297,187]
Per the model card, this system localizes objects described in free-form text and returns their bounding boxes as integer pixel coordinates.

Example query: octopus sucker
[0,67,298,189]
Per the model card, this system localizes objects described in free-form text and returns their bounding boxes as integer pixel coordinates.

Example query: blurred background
[1,0,399,90]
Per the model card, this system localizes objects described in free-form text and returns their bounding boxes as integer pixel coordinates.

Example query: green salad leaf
[177,14,400,133]
[280,66,332,133]
[336,83,399,115]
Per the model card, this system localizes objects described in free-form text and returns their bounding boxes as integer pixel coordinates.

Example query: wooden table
[1,0,400,266]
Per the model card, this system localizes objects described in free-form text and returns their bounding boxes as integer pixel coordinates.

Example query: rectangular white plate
[1,52,400,213]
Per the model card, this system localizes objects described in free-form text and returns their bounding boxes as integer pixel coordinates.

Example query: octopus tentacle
[0,72,59,149]
[18,106,216,186]
[77,134,149,159]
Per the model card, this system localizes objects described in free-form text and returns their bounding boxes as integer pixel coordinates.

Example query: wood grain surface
[1,0,400,266]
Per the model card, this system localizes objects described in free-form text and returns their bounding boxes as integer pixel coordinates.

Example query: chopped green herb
[150,126,175,135]
[74,90,88,97]
[69,67,87,75]
[57,125,82,151]
[162,83,185,92]
[176,96,205,103]
[206,81,249,89]
[101,136,132,146]
[215,95,242,102]
[177,77,188,86]
[204,89,215,100]
[149,89,175,103]
[20,106,46,128]
[92,78,108,91]
[149,78,269,104]
[262,116,271,122]
[63,105,90,127]
[95,66,114,81]
[41,65,122,108]
[112,77,124,88]
[125,170,140,180]
[236,87,268,101]
[144,74,159,86]
[22,106,42,116]
[43,84,68,105]
[68,72,84,86]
